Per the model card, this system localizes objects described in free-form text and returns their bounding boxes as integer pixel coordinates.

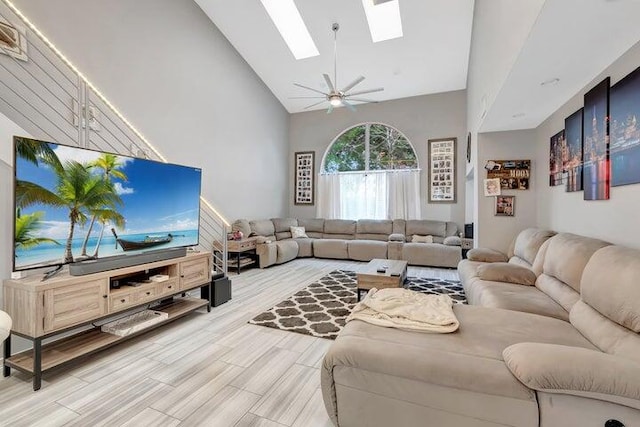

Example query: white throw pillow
[290,226,308,239]
[412,234,433,244]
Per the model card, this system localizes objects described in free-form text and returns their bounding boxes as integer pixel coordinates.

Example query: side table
[215,237,258,274]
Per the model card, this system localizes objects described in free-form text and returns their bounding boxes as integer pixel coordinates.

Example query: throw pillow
[477,263,537,286]
[290,226,308,239]
[412,234,433,244]
[443,236,462,246]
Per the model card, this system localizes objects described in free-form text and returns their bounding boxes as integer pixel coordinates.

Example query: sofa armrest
[388,233,405,242]
[504,343,640,405]
[466,248,508,263]
[443,236,461,246]
[254,235,272,244]
[255,240,277,268]
[477,262,536,286]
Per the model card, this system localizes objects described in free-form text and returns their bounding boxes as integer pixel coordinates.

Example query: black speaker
[464,223,474,239]
[201,276,232,307]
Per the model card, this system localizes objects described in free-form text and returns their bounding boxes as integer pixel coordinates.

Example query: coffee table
[356,259,408,301]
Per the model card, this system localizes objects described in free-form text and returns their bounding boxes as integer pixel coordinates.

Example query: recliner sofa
[232,218,463,269]
[321,236,640,426]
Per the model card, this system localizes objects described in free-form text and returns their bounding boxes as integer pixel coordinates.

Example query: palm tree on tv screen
[14,209,61,253]
[89,208,125,258]
[79,153,128,258]
[15,136,63,172]
[55,160,123,263]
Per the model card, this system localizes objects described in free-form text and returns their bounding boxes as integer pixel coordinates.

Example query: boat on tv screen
[14,137,201,271]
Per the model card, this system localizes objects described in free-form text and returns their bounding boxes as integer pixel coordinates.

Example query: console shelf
[3,252,213,390]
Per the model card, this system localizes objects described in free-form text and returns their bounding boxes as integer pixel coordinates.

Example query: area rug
[249,270,466,340]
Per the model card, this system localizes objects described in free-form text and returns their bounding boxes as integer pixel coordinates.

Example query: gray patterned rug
[249,270,466,340]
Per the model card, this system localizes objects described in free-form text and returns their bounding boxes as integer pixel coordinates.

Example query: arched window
[318,123,421,220]
[323,123,418,172]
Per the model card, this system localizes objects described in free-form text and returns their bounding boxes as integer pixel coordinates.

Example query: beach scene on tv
[14,137,201,271]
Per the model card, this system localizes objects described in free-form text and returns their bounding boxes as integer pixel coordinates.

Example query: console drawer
[110,293,135,312]
[135,287,158,303]
[158,279,179,296]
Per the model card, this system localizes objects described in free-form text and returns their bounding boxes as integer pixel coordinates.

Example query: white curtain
[316,174,341,219]
[387,170,421,220]
[317,170,421,220]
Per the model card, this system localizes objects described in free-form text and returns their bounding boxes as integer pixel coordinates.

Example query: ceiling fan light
[329,96,342,106]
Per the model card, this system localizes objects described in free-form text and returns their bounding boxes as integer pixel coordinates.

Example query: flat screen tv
[13,136,202,272]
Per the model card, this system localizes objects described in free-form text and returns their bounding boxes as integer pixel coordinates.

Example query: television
[13,136,202,273]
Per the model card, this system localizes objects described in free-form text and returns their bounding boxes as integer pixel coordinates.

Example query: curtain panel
[316,170,421,220]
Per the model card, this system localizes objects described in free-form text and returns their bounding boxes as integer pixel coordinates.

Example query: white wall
[12,0,290,221]
[535,41,640,248]
[477,130,538,252]
[289,91,467,229]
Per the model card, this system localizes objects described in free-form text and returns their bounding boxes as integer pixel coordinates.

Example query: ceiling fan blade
[342,100,357,112]
[347,97,379,103]
[293,83,328,96]
[303,100,328,110]
[326,104,334,114]
[289,96,326,99]
[323,74,335,93]
[347,87,384,96]
[340,76,365,93]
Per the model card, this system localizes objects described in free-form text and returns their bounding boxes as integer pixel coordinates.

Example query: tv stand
[3,252,212,390]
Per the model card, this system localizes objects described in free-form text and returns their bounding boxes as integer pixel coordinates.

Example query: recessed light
[541,78,560,86]
[260,0,319,60]
[362,0,403,43]
[512,113,526,118]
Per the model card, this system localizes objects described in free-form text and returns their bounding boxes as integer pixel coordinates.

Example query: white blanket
[347,288,459,333]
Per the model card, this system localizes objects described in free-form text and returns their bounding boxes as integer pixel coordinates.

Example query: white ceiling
[482,0,640,132]
[195,0,475,114]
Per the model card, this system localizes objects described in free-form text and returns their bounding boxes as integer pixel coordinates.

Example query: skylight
[260,0,319,60]
[362,0,403,43]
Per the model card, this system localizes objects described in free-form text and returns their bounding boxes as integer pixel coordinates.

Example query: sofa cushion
[405,220,446,238]
[581,246,640,333]
[356,219,392,235]
[467,248,509,263]
[313,239,349,259]
[388,233,405,242]
[512,228,556,266]
[249,219,275,238]
[401,243,461,268]
[411,235,433,243]
[348,240,388,261]
[392,219,406,235]
[324,219,356,236]
[272,218,298,240]
[477,263,537,286]
[465,280,569,321]
[443,236,461,246]
[232,219,251,238]
[445,221,458,237]
[543,233,610,293]
[298,218,324,236]
[294,238,315,258]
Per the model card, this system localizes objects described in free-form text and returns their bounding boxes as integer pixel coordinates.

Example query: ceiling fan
[291,23,384,113]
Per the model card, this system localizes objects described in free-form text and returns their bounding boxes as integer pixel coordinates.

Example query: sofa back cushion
[512,228,556,266]
[356,219,392,241]
[271,218,298,240]
[571,245,640,362]
[392,219,406,235]
[542,233,610,293]
[445,222,458,237]
[232,219,252,238]
[323,219,356,240]
[405,220,446,238]
[249,219,275,240]
[298,218,324,239]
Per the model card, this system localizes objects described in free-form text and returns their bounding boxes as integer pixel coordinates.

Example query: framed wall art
[610,66,640,187]
[549,129,566,186]
[564,108,584,192]
[294,151,315,205]
[0,17,28,62]
[495,195,515,217]
[428,137,456,203]
[583,77,610,200]
[483,178,501,197]
[485,159,530,190]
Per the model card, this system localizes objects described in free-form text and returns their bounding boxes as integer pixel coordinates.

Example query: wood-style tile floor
[0,258,459,427]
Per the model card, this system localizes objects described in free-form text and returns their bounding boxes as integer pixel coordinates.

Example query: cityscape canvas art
[610,66,640,187]
[583,78,610,200]
[549,129,565,186]
[564,108,584,192]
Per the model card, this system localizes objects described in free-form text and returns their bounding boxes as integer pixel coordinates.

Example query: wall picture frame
[495,195,515,217]
[564,108,584,192]
[610,66,640,187]
[583,77,610,200]
[294,151,315,205]
[483,178,501,197]
[428,137,456,203]
[0,17,28,62]
[485,159,530,190]
[549,129,566,186]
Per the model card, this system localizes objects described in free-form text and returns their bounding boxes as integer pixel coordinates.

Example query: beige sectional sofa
[321,233,640,426]
[232,218,462,268]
